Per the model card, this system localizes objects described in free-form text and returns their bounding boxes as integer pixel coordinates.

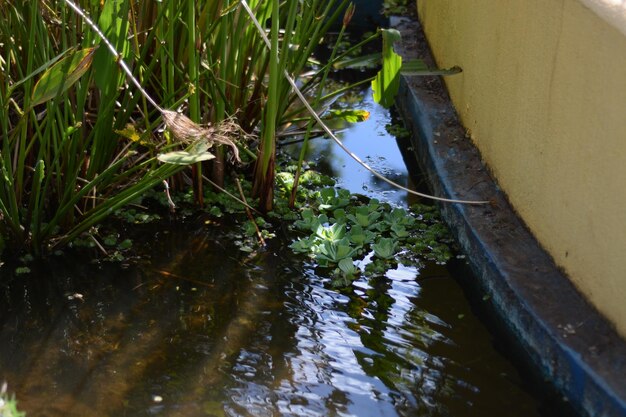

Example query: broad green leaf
[157,151,216,165]
[327,109,370,123]
[338,258,357,275]
[372,29,402,108]
[10,49,68,95]
[401,59,462,76]
[333,52,381,70]
[401,59,428,73]
[31,47,96,106]
[372,237,397,260]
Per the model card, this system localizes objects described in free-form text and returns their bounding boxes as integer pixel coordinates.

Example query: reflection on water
[298,89,413,206]
[0,225,541,417]
[0,86,546,417]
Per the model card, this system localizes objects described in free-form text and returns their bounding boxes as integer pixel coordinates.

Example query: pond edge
[392,15,626,417]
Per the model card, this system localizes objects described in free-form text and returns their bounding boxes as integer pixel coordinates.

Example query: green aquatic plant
[0,0,185,256]
[346,224,377,248]
[315,239,357,267]
[316,187,352,211]
[0,384,25,417]
[288,184,455,286]
[288,3,356,208]
[346,205,383,230]
[372,237,397,260]
[385,122,411,139]
[315,223,347,244]
[381,0,412,17]
[294,209,328,233]
[372,29,403,108]
[242,2,487,207]
[1,0,477,263]
[229,0,367,212]
[0,0,356,256]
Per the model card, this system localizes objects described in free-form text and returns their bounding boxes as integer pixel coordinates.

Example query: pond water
[0,83,559,416]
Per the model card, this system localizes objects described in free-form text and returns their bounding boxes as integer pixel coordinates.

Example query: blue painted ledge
[392,16,626,417]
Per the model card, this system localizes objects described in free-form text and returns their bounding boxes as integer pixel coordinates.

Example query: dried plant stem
[88,233,108,256]
[62,0,164,113]
[62,0,241,162]
[162,180,176,213]
[239,0,488,205]
[235,177,266,247]
[161,110,241,162]
[201,175,260,215]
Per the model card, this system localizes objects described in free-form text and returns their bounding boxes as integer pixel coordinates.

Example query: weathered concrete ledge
[392,16,626,417]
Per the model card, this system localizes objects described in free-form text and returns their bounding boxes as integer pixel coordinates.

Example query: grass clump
[0,0,470,266]
[0,0,358,258]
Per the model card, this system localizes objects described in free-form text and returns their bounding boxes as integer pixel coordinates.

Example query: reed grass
[0,1,181,255]
[0,0,358,255]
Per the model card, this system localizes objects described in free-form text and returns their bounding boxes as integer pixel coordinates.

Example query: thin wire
[239,0,489,205]
[62,0,164,113]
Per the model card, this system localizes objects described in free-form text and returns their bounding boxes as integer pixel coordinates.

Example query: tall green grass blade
[53,163,182,249]
[29,160,45,253]
[290,2,352,208]
[93,0,130,92]
[252,0,280,211]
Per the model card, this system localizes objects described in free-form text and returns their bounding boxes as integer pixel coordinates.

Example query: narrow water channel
[0,82,558,416]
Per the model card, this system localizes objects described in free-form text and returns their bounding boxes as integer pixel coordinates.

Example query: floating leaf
[338,257,358,276]
[116,124,153,147]
[118,239,133,250]
[316,239,356,265]
[372,237,397,260]
[31,47,96,106]
[157,151,216,165]
[372,29,402,108]
[327,109,370,123]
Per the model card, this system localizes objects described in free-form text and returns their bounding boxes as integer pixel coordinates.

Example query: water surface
[0,87,546,417]
[0,224,540,417]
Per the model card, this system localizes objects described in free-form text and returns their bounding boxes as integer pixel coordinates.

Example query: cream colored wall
[417,0,626,337]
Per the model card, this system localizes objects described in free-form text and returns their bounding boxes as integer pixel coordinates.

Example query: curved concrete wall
[416,0,626,337]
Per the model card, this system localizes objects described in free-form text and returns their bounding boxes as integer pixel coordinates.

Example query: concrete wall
[416,0,626,337]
